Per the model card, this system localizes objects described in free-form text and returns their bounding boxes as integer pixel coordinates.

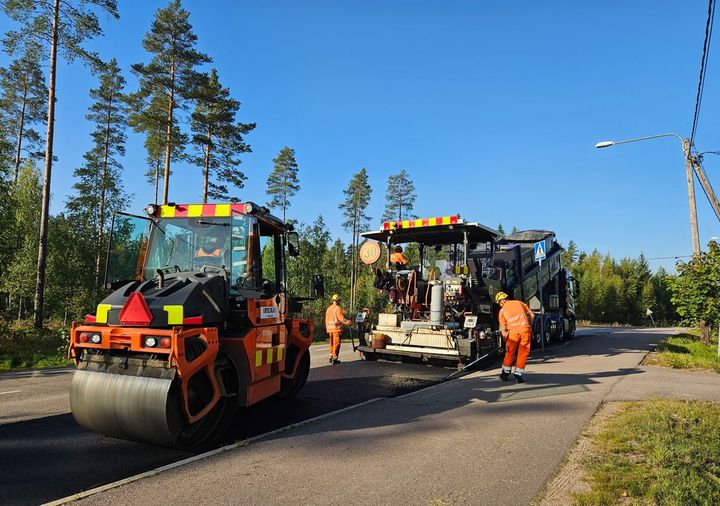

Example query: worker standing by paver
[390,245,409,268]
[325,294,352,364]
[496,291,534,383]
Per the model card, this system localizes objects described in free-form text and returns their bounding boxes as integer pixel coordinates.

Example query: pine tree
[3,0,119,327]
[130,0,210,205]
[0,41,46,182]
[191,68,255,203]
[561,239,578,267]
[266,146,300,221]
[382,169,416,222]
[496,223,505,235]
[339,168,372,310]
[66,58,129,300]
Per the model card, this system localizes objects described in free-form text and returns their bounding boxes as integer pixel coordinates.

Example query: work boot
[514,373,525,383]
[500,371,510,381]
[332,358,341,365]
[329,357,334,364]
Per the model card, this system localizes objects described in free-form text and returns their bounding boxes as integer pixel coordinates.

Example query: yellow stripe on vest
[255,350,263,367]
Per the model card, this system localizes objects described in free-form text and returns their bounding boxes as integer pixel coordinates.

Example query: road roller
[69,202,318,449]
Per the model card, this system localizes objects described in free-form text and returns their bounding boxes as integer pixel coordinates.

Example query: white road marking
[0,390,21,395]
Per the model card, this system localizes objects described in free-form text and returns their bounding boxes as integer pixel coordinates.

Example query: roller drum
[70,369,180,447]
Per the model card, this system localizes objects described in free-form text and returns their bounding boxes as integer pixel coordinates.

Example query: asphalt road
[0,342,450,506]
[0,327,604,505]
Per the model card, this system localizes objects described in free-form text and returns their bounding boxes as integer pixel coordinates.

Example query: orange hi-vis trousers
[329,331,342,359]
[502,327,532,375]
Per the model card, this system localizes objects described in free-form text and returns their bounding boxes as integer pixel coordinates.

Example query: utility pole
[683,138,701,256]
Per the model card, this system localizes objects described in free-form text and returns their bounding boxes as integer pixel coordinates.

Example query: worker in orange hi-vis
[496,291,534,383]
[325,294,352,364]
[390,245,409,268]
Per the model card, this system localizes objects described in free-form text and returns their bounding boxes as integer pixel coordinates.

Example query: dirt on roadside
[534,401,625,505]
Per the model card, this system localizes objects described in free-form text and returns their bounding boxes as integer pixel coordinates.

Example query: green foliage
[575,399,720,505]
[66,58,130,300]
[130,0,210,202]
[3,0,119,65]
[571,249,676,325]
[0,317,71,371]
[266,146,300,221]
[0,40,46,181]
[382,168,416,222]
[1,162,41,318]
[191,68,255,203]
[669,241,720,331]
[496,223,505,235]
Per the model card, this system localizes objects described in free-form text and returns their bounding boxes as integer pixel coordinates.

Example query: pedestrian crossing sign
[534,241,546,262]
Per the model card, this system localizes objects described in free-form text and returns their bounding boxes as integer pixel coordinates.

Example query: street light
[595,132,700,256]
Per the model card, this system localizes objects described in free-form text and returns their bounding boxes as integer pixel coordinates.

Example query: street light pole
[595,133,700,256]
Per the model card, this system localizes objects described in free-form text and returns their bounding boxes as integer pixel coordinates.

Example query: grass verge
[574,399,720,505]
[644,331,720,373]
[0,318,72,372]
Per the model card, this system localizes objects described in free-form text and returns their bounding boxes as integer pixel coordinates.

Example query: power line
[646,255,693,260]
[690,0,716,144]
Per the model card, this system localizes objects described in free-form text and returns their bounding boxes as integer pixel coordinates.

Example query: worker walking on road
[496,291,534,383]
[325,294,352,364]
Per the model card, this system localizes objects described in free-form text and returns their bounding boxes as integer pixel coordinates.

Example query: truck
[355,215,579,365]
[69,202,321,449]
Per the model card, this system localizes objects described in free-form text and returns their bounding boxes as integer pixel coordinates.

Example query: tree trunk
[33,0,60,329]
[94,96,113,303]
[202,131,211,204]
[153,156,160,205]
[13,83,28,184]
[700,320,710,345]
[162,59,176,205]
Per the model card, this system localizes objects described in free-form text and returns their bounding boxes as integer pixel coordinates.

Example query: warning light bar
[382,215,461,231]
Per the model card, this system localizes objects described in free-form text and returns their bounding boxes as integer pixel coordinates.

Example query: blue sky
[2,0,719,272]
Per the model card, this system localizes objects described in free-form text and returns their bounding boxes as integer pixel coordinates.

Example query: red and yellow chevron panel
[382,215,460,231]
[159,204,247,218]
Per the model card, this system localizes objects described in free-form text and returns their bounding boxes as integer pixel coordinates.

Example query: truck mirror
[287,232,300,257]
[312,274,325,298]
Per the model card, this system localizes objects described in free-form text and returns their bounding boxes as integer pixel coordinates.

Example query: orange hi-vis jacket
[325,304,350,332]
[499,300,534,336]
[390,252,409,266]
[196,247,223,257]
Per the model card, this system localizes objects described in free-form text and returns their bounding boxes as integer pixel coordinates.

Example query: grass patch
[575,399,720,505]
[644,332,720,373]
[0,318,72,372]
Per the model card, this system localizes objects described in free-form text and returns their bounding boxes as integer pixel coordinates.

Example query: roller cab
[69,203,316,449]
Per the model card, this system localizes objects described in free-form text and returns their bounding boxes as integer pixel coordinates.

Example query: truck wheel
[558,321,566,341]
[568,318,576,338]
[543,320,552,345]
[532,319,543,348]
[278,350,310,399]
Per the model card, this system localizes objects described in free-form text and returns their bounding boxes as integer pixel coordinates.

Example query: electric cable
[690,0,716,144]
